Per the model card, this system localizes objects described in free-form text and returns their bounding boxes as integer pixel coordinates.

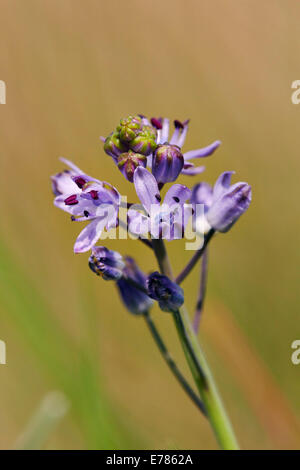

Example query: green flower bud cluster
[104,115,158,160]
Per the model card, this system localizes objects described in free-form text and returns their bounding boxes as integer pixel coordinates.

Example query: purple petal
[177,121,189,149]
[190,182,213,208]
[213,171,235,201]
[183,140,221,161]
[207,182,252,233]
[181,165,206,176]
[160,118,170,144]
[163,184,191,208]
[133,167,160,213]
[60,157,84,174]
[51,171,80,196]
[74,217,107,253]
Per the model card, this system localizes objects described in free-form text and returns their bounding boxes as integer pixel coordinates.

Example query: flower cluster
[51,114,252,314]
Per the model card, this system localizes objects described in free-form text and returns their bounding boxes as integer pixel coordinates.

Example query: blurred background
[0,0,299,450]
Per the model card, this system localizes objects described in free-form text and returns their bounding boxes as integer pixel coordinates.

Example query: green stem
[143,311,206,416]
[151,239,239,450]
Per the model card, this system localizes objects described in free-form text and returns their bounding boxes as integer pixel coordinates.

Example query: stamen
[155,194,162,202]
[64,195,78,205]
[174,120,184,129]
[84,210,89,217]
[173,196,180,203]
[151,117,163,130]
[89,190,99,200]
[74,177,86,188]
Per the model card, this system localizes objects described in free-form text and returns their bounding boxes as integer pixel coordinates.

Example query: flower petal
[73,217,107,253]
[160,118,170,144]
[163,184,191,208]
[181,165,206,176]
[133,167,160,214]
[183,140,221,161]
[213,171,235,201]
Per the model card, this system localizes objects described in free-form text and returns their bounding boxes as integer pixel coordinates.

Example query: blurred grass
[0,0,299,449]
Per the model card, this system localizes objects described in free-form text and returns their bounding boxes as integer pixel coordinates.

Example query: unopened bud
[118,115,143,143]
[130,125,157,156]
[89,246,124,281]
[117,150,147,182]
[104,132,128,159]
[152,144,184,184]
[147,272,184,313]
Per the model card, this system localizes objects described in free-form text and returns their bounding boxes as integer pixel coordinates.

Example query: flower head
[103,115,221,184]
[116,257,153,315]
[89,246,124,280]
[52,158,120,253]
[147,272,184,313]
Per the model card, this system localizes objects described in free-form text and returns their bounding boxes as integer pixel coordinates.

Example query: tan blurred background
[0,0,299,449]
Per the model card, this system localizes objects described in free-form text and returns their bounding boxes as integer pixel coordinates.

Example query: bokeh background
[0,0,299,450]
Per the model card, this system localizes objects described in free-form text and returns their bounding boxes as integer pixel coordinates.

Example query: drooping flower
[191,171,252,234]
[128,167,192,240]
[116,257,153,315]
[89,246,124,281]
[52,158,120,253]
[147,272,184,313]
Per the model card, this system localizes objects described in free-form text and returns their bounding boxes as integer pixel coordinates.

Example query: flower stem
[193,248,209,332]
[143,311,206,416]
[151,238,239,450]
[175,229,214,285]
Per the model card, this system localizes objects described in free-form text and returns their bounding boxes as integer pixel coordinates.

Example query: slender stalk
[193,248,208,332]
[176,229,214,285]
[143,311,206,416]
[152,238,239,450]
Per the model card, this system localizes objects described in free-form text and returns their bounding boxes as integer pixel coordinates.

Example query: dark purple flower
[147,272,184,313]
[116,257,153,315]
[128,167,192,240]
[52,158,120,253]
[89,246,124,281]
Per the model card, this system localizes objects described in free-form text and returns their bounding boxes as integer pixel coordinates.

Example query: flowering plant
[51,114,252,449]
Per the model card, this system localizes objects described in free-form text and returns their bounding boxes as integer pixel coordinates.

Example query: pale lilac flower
[52,158,120,253]
[191,172,252,234]
[128,167,192,240]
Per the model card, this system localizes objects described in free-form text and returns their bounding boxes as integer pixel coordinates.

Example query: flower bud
[117,150,147,182]
[130,125,157,156]
[89,246,124,281]
[147,272,184,313]
[206,182,252,233]
[104,132,128,159]
[117,257,153,315]
[152,144,184,184]
[117,115,143,143]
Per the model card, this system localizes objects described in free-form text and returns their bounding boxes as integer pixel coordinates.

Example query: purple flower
[89,246,124,281]
[191,172,252,234]
[147,272,184,313]
[52,158,120,253]
[154,118,221,178]
[116,257,153,315]
[128,167,192,240]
